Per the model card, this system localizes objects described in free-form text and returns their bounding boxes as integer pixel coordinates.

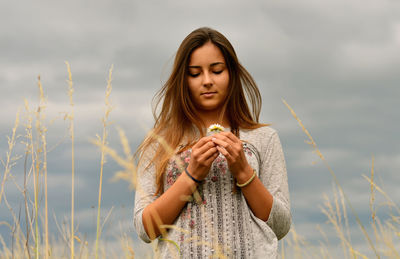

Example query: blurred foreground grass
[0,66,398,258]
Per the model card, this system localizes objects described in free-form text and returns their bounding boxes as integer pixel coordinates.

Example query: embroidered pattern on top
[163,142,258,257]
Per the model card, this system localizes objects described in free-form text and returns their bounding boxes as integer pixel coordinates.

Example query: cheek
[187,80,197,96]
[219,73,230,92]
[187,79,201,103]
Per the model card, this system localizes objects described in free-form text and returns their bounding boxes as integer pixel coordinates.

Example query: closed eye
[188,72,200,77]
[213,70,223,75]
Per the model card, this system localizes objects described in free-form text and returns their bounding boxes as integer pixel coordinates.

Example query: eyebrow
[188,62,225,68]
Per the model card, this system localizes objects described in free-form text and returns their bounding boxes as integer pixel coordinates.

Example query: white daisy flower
[207,123,225,134]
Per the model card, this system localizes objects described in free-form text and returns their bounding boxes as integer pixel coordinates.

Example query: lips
[201,91,217,95]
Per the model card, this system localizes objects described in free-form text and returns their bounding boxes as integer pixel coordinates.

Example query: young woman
[134,27,291,258]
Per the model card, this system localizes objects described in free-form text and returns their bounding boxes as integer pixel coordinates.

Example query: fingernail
[212,137,216,141]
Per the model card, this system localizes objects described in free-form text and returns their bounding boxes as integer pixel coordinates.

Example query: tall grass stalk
[282,99,380,258]
[95,65,114,259]
[23,99,34,258]
[37,75,50,259]
[65,61,75,259]
[29,93,41,259]
[362,174,400,257]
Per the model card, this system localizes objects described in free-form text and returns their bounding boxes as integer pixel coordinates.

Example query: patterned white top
[134,126,291,258]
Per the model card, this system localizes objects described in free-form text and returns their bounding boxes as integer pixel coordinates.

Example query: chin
[199,103,217,109]
[200,104,223,112]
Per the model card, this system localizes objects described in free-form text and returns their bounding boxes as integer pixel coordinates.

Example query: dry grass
[281,99,399,259]
[0,67,398,258]
[95,64,114,259]
[65,61,75,259]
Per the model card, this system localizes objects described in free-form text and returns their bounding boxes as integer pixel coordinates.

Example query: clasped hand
[186,132,252,182]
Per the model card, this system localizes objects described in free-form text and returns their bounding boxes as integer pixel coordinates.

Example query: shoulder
[240,125,278,142]
[240,125,282,159]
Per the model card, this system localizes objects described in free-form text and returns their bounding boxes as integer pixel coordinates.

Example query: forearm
[237,169,273,221]
[142,172,198,240]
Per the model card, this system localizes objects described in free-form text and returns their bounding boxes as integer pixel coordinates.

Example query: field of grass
[0,65,398,258]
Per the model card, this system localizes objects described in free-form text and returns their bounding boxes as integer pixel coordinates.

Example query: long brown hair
[136,27,265,195]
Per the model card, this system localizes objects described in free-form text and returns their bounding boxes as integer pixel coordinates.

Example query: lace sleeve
[133,148,159,243]
[260,130,291,240]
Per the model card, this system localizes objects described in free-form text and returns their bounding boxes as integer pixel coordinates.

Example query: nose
[202,71,213,87]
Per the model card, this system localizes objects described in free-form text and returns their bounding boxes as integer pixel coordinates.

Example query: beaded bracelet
[236,169,256,188]
[185,167,202,184]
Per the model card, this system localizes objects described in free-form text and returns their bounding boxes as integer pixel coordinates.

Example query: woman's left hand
[212,132,274,222]
[211,132,253,182]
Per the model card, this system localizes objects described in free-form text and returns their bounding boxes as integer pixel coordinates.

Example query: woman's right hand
[186,136,219,181]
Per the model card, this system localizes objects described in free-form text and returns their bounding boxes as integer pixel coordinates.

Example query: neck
[195,110,230,128]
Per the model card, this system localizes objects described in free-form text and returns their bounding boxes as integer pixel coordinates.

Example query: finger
[219,131,240,144]
[195,140,216,155]
[204,150,219,164]
[195,146,218,167]
[201,146,219,160]
[214,136,244,164]
[210,137,227,148]
[193,136,214,149]
[217,132,244,152]
[216,145,231,161]
[212,136,235,153]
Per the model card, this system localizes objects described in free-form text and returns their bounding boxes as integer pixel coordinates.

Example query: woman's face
[187,41,229,114]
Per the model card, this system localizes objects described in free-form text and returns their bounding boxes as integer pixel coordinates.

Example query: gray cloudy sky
[1,0,399,257]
